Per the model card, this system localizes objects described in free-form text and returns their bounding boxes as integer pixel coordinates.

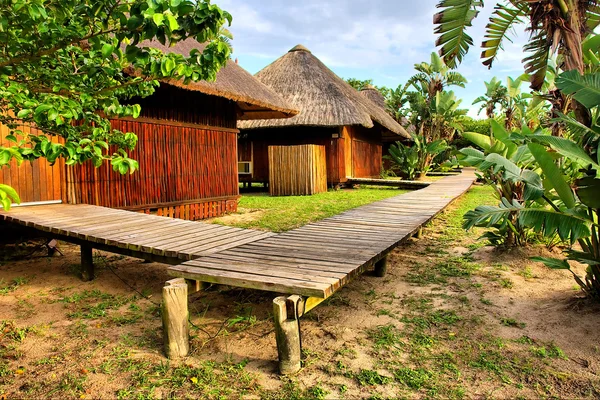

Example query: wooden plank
[168,264,331,298]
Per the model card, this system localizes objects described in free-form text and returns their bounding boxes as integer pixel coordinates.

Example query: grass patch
[366,324,403,351]
[212,187,409,232]
[501,317,526,329]
[0,277,29,295]
[394,367,434,389]
[354,369,391,386]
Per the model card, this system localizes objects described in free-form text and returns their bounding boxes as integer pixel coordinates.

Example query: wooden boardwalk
[168,170,477,298]
[0,204,274,264]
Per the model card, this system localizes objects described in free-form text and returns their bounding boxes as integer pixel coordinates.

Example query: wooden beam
[273,296,301,375]
[374,256,388,277]
[81,244,94,281]
[162,278,190,359]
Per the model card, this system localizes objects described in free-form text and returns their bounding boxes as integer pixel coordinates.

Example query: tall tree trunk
[562,0,592,127]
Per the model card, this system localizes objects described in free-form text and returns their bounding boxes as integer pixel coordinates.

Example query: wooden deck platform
[0,204,274,264]
[168,170,477,298]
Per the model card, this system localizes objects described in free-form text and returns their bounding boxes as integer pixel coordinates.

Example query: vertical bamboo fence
[0,122,65,204]
[268,145,327,196]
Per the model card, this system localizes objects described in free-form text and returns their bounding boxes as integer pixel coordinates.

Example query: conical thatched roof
[360,85,415,138]
[136,39,298,120]
[238,45,410,138]
[360,85,387,109]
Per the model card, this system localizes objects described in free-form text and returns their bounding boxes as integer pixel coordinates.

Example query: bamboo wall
[67,118,239,219]
[268,145,327,196]
[242,124,383,185]
[0,123,65,204]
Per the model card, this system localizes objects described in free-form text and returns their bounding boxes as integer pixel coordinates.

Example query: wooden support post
[273,296,301,375]
[162,278,189,359]
[80,244,94,281]
[414,227,423,239]
[374,256,388,277]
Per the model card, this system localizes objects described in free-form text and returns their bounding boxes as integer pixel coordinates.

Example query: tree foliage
[0,0,232,208]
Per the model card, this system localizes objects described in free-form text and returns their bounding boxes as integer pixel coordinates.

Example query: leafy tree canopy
[0,0,232,207]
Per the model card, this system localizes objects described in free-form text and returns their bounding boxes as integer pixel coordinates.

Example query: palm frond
[446,71,468,87]
[481,2,528,68]
[434,0,484,68]
[555,70,600,109]
[523,29,550,91]
[463,198,592,243]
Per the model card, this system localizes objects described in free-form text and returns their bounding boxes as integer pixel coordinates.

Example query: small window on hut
[238,161,252,175]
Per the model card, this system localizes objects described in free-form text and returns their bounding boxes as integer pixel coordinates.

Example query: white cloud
[215,0,534,119]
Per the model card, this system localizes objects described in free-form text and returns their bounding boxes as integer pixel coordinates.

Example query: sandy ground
[1,193,599,399]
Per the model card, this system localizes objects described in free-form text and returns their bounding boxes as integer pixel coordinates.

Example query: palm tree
[472,77,508,118]
[406,52,468,103]
[430,91,468,142]
[433,0,599,91]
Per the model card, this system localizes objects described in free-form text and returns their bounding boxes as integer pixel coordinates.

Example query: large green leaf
[463,199,591,243]
[462,131,492,151]
[528,143,576,209]
[481,2,528,68]
[575,177,600,209]
[519,208,591,243]
[0,184,20,210]
[555,70,600,109]
[531,257,571,270]
[530,135,600,171]
[434,0,484,68]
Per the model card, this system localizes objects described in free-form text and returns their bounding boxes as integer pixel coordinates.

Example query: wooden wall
[243,125,382,185]
[67,118,239,219]
[0,123,65,204]
[268,145,327,196]
[1,87,241,220]
[132,85,237,129]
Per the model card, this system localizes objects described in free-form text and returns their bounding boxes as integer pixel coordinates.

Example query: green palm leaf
[464,199,592,243]
[528,143,576,209]
[529,134,600,171]
[555,70,600,109]
[481,2,528,68]
[434,0,484,68]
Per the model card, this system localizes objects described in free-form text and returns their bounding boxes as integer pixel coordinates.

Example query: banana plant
[459,123,543,246]
[472,77,508,118]
[434,0,600,89]
[386,133,449,180]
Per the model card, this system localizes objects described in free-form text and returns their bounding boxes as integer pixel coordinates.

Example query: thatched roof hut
[238,45,410,138]
[135,39,299,120]
[359,85,416,137]
[359,85,387,110]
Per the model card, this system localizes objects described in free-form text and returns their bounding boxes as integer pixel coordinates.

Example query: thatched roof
[360,85,415,139]
[360,85,386,109]
[238,45,410,138]
[137,39,298,120]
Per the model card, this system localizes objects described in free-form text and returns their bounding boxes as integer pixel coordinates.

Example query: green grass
[212,187,409,232]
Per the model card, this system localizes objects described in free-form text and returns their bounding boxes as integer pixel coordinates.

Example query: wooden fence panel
[0,123,64,204]
[268,145,327,196]
[66,118,239,220]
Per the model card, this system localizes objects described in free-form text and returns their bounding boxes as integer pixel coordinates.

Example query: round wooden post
[162,278,189,359]
[273,296,301,375]
[81,244,94,281]
[374,256,388,277]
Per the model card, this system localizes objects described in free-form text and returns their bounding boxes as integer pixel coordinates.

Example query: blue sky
[214,1,530,118]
